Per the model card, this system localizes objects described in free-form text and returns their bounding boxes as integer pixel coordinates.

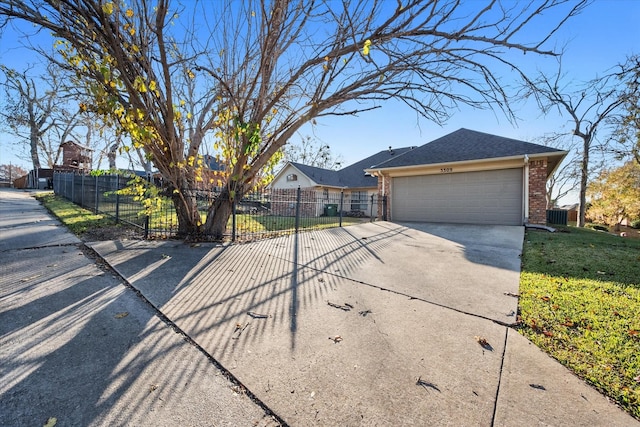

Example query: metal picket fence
[53,172,387,242]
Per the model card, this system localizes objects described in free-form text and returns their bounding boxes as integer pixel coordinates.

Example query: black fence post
[339,189,344,227]
[144,173,151,238]
[383,195,388,221]
[94,175,99,213]
[232,197,237,242]
[294,186,301,233]
[370,194,374,221]
[115,188,120,223]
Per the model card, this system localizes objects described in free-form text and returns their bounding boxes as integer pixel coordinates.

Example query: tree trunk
[577,137,590,228]
[170,189,201,238]
[204,189,234,241]
[30,128,41,170]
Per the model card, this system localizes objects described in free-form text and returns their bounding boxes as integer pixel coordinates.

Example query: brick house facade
[527,158,548,225]
[366,129,566,226]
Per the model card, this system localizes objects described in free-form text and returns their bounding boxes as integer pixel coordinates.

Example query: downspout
[523,155,529,224]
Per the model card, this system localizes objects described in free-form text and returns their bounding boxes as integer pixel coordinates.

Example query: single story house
[270,147,415,216]
[365,128,567,225]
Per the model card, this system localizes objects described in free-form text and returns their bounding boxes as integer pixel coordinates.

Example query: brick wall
[528,159,547,224]
[270,188,319,217]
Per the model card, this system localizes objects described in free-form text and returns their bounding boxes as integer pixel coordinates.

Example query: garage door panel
[392,169,523,225]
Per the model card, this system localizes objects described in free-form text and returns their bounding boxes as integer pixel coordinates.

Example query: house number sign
[440,167,453,173]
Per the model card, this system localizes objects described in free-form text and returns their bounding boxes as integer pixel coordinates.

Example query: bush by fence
[53,172,386,241]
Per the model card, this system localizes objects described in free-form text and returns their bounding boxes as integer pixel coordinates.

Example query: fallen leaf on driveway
[529,383,546,390]
[328,335,343,343]
[327,301,351,311]
[474,336,493,351]
[114,312,129,319]
[247,311,270,319]
[43,417,57,427]
[416,376,440,393]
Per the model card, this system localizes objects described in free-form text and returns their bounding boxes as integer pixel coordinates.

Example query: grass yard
[36,192,117,234]
[518,225,640,419]
[37,192,368,240]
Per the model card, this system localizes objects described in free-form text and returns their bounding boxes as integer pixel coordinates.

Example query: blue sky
[1,0,638,186]
[304,0,639,167]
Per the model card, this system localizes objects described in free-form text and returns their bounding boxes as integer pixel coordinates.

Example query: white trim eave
[543,150,570,176]
[269,162,319,188]
[364,151,568,176]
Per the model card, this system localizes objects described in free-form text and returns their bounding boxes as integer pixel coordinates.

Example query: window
[286,174,298,182]
[350,191,368,212]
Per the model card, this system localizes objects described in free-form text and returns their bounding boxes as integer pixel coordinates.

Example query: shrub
[586,223,609,232]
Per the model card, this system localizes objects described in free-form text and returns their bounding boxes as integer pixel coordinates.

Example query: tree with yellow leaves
[587,161,640,231]
[0,0,587,239]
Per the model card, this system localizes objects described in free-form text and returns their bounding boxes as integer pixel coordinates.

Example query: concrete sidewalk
[0,189,277,427]
[89,222,639,426]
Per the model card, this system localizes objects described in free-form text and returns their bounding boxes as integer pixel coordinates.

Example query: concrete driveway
[90,221,638,426]
[0,189,277,427]
[297,221,524,325]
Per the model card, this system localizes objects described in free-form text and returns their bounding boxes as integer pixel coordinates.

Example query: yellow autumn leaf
[362,39,372,56]
[102,2,114,15]
[126,8,134,18]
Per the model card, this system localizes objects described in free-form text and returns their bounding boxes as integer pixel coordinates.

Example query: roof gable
[337,146,415,187]
[285,147,416,188]
[289,162,343,187]
[371,128,565,169]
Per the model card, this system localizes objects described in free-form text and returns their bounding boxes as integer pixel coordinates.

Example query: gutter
[363,151,567,176]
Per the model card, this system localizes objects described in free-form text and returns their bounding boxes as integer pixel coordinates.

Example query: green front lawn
[38,193,367,238]
[36,193,117,234]
[519,226,640,419]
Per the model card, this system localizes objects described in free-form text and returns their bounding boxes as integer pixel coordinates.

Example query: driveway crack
[490,326,510,427]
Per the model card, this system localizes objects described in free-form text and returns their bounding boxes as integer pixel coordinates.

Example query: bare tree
[523,61,632,227]
[0,64,59,169]
[0,163,28,181]
[283,135,343,170]
[533,134,581,208]
[610,55,640,165]
[0,0,587,239]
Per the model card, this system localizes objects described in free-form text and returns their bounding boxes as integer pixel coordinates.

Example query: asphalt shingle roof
[290,162,344,187]
[370,128,565,169]
[290,146,415,188]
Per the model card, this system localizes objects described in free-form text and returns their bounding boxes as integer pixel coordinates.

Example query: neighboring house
[271,147,415,216]
[559,203,579,223]
[365,128,567,226]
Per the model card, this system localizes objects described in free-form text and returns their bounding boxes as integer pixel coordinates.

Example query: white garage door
[392,168,523,225]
